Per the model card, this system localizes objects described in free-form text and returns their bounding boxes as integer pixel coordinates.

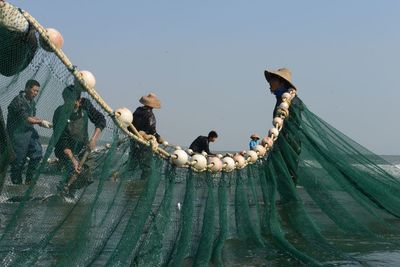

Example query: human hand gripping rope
[39,120,53,129]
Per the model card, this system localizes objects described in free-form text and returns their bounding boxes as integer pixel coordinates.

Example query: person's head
[208,130,218,142]
[267,75,289,93]
[139,93,161,109]
[24,79,40,101]
[62,85,82,108]
[264,68,296,94]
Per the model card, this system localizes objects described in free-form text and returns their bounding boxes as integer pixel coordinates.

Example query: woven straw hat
[139,93,161,109]
[250,133,260,140]
[264,68,296,90]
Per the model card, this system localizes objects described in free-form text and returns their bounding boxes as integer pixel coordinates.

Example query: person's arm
[63,148,81,173]
[147,111,162,142]
[88,127,102,151]
[82,98,106,130]
[27,116,43,125]
[203,138,211,155]
[81,98,106,150]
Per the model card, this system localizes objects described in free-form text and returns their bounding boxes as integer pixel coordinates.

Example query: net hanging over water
[1,2,400,266]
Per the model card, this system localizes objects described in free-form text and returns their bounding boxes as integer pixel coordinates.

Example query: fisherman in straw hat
[264,68,297,117]
[264,68,302,185]
[128,93,164,179]
[249,133,260,150]
[130,93,163,142]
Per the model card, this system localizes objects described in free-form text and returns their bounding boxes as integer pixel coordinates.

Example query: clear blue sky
[11,0,400,154]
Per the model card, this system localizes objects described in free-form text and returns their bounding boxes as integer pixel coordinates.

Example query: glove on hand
[40,120,53,129]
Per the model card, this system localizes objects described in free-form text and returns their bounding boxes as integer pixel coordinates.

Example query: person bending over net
[6,80,53,185]
[265,68,303,185]
[53,85,106,191]
[189,130,218,155]
[128,93,164,179]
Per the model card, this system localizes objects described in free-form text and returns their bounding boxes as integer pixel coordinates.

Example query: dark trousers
[10,132,43,184]
[129,141,152,180]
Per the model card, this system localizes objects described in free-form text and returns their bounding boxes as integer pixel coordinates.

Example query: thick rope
[19,9,170,159]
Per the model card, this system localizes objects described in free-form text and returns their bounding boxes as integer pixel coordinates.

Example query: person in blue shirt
[249,133,260,150]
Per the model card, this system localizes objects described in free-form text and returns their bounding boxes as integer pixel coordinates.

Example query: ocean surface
[380,155,400,168]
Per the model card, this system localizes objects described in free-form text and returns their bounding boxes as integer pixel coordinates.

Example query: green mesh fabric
[1,8,400,267]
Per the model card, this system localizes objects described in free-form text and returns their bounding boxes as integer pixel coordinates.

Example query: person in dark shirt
[0,106,13,167]
[7,79,52,185]
[1,106,14,190]
[53,85,106,178]
[128,93,164,179]
[264,68,302,185]
[189,130,218,155]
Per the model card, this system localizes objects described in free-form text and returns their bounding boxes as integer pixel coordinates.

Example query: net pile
[1,2,400,266]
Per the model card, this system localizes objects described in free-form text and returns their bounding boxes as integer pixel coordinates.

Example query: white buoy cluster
[165,88,297,173]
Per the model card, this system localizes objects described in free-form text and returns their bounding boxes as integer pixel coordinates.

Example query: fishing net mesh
[1,4,400,267]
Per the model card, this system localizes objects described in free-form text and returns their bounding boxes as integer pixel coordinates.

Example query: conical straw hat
[250,133,260,140]
[264,68,296,90]
[139,93,161,109]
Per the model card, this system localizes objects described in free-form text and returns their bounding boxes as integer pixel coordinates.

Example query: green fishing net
[1,3,400,266]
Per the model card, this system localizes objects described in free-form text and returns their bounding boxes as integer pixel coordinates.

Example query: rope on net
[17,3,297,173]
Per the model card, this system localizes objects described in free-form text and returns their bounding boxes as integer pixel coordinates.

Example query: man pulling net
[52,84,106,193]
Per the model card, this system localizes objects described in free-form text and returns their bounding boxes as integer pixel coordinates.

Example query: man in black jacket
[189,130,218,155]
[0,106,14,190]
[53,85,106,187]
[128,93,163,179]
[7,80,52,184]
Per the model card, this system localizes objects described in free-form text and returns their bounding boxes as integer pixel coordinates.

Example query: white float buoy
[253,145,267,157]
[208,157,223,173]
[77,70,96,89]
[191,154,207,171]
[246,150,258,164]
[261,136,274,148]
[278,102,289,110]
[273,117,284,128]
[114,107,133,128]
[40,28,64,52]
[276,108,289,118]
[222,157,235,172]
[171,149,189,167]
[233,154,246,169]
[268,127,279,139]
[282,92,292,101]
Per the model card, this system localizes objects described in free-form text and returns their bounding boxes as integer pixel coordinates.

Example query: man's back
[189,135,209,154]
